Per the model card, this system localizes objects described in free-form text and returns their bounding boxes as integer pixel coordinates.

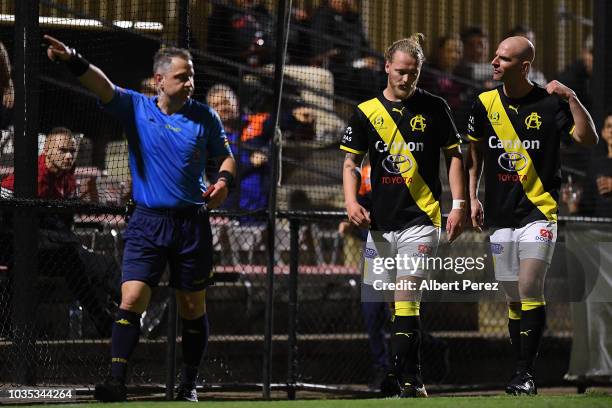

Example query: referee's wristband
[65,48,90,77]
[218,170,235,189]
[452,199,466,210]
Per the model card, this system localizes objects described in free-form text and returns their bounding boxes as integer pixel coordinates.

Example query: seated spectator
[455,26,495,89]
[0,41,14,129]
[0,127,114,337]
[206,84,270,215]
[558,35,593,110]
[505,25,547,85]
[207,0,275,68]
[420,34,466,112]
[563,111,612,217]
[310,0,384,100]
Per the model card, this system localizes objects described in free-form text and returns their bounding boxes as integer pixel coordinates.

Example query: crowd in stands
[0,1,607,220]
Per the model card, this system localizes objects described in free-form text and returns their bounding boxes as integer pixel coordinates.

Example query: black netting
[0,0,610,400]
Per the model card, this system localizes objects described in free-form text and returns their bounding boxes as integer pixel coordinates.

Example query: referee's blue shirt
[103,87,232,208]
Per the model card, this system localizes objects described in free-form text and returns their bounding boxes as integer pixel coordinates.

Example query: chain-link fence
[1,0,611,400]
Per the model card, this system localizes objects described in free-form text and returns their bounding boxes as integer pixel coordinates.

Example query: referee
[44,35,237,402]
[341,34,465,398]
[466,36,597,395]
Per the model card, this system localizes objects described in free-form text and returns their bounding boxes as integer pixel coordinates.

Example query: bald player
[465,36,597,395]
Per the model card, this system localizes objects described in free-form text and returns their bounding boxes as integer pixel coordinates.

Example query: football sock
[391,301,421,384]
[110,308,141,382]
[181,314,209,386]
[508,304,522,370]
[518,300,546,374]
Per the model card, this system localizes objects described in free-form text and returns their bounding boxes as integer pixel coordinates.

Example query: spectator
[506,25,547,85]
[558,34,593,110]
[310,0,384,100]
[0,127,115,337]
[420,34,466,112]
[563,111,612,217]
[456,26,495,89]
[207,0,275,68]
[206,83,269,214]
[0,41,14,129]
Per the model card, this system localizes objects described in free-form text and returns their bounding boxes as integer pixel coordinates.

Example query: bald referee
[466,36,597,395]
[44,35,236,402]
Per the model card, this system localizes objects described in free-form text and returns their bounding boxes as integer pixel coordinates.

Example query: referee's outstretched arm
[43,35,115,104]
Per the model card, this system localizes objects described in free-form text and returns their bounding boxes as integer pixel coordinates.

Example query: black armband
[65,48,90,77]
[218,170,235,189]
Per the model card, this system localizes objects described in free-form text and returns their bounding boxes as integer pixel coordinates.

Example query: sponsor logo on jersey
[508,105,519,114]
[490,243,504,254]
[497,151,529,172]
[417,244,432,255]
[342,126,353,143]
[165,123,181,132]
[375,140,424,153]
[392,107,406,116]
[382,153,414,175]
[488,111,500,122]
[535,228,553,242]
[488,136,541,150]
[410,114,427,132]
[525,112,542,130]
[364,247,378,259]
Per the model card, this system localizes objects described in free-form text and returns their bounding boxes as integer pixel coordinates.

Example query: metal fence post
[263,0,292,399]
[287,218,300,400]
[12,0,40,386]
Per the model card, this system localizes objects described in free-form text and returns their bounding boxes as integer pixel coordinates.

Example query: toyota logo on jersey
[381,153,413,175]
[497,151,528,172]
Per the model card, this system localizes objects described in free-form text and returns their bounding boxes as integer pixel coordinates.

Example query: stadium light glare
[0,14,163,32]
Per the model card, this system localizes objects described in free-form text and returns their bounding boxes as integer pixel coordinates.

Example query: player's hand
[545,80,576,101]
[205,181,229,209]
[597,176,612,196]
[43,34,73,62]
[446,208,464,243]
[470,197,484,232]
[346,201,370,228]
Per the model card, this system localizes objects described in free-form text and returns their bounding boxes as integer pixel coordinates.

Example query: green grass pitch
[31,393,612,408]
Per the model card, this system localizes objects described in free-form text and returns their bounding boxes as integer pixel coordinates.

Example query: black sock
[508,318,522,371]
[181,315,209,386]
[390,316,421,384]
[518,306,546,374]
[110,309,141,382]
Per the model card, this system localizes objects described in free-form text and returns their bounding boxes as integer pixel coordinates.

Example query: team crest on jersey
[410,114,426,132]
[488,112,500,123]
[525,112,542,130]
[372,115,385,130]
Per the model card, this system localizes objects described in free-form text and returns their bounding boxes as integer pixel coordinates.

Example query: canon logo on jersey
[488,136,540,150]
[375,140,424,153]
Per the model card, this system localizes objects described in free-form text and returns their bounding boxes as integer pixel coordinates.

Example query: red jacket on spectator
[1,154,76,199]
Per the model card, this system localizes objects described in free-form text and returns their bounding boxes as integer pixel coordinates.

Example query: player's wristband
[218,170,235,189]
[452,199,466,210]
[65,48,90,77]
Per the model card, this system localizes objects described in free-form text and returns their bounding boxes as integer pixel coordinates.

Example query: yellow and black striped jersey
[340,89,461,230]
[467,84,574,228]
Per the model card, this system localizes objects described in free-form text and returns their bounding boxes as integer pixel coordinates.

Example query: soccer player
[466,36,598,395]
[43,35,237,402]
[341,34,465,398]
